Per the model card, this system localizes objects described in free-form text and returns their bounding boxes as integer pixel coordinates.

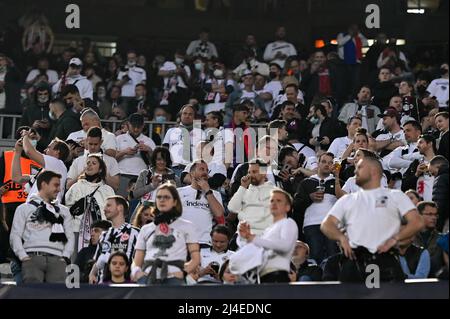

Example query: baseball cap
[128,113,144,126]
[69,57,83,67]
[377,107,400,119]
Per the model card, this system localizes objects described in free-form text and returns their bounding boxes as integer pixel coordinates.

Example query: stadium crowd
[0,12,448,285]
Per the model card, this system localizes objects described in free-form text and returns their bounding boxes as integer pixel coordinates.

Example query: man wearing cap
[375,95,416,130]
[116,113,156,197]
[52,57,93,100]
[373,107,406,157]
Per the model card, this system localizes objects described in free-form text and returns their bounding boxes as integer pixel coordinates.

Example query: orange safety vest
[1,150,42,204]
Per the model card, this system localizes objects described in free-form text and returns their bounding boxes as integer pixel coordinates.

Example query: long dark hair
[102,251,131,283]
[150,146,172,168]
[85,154,107,181]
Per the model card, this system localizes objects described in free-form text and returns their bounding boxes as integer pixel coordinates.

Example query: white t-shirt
[116,133,156,176]
[177,186,223,245]
[117,66,147,97]
[204,127,234,164]
[303,175,337,228]
[327,187,416,253]
[67,153,120,181]
[375,130,406,144]
[427,78,449,108]
[163,127,205,166]
[135,218,199,278]
[26,155,67,203]
[263,81,283,101]
[66,128,118,154]
[160,61,191,89]
[52,75,93,100]
[198,248,234,283]
[26,69,59,84]
[327,136,352,160]
[263,41,297,68]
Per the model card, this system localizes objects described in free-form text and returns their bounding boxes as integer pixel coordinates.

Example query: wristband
[205,190,213,197]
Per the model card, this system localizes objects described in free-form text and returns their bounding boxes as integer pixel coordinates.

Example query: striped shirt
[93,223,140,282]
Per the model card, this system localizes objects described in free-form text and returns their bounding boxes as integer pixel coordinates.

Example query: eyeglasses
[156,195,172,201]
[422,213,439,217]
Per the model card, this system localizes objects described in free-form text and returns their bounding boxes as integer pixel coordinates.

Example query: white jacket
[65,179,115,231]
[228,182,275,235]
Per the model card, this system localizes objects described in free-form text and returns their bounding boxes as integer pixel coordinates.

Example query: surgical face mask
[48,111,57,121]
[37,95,49,104]
[195,63,204,71]
[310,116,319,125]
[175,57,184,65]
[30,139,38,148]
[155,115,167,123]
[213,69,224,78]
[127,60,136,67]
[0,66,6,73]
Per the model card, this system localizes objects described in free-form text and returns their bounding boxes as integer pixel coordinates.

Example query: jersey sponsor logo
[185,200,210,209]
[102,241,111,253]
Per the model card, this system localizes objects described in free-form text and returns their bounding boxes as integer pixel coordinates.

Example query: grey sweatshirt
[10,194,75,260]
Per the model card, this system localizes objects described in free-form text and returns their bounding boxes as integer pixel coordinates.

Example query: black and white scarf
[29,200,67,243]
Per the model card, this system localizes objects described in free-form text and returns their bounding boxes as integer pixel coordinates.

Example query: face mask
[37,95,49,104]
[175,57,184,65]
[127,60,136,67]
[213,69,224,78]
[30,139,38,148]
[440,68,449,76]
[195,63,204,71]
[48,111,57,121]
[269,72,277,79]
[155,115,167,123]
[0,66,6,73]
[310,117,319,125]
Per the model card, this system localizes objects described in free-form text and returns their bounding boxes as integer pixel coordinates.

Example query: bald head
[80,109,101,132]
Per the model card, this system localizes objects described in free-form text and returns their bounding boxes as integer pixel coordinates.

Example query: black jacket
[1,66,22,114]
[432,165,449,231]
[293,175,339,238]
[308,117,344,151]
[401,159,420,193]
[301,65,338,108]
[371,81,398,111]
[437,131,449,161]
[48,109,82,142]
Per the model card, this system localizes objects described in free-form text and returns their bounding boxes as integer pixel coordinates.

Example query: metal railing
[0,113,270,147]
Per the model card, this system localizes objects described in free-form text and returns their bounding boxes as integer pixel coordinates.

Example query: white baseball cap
[69,57,83,67]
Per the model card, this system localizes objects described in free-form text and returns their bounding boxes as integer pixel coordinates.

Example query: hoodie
[9,193,74,260]
[228,181,276,235]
